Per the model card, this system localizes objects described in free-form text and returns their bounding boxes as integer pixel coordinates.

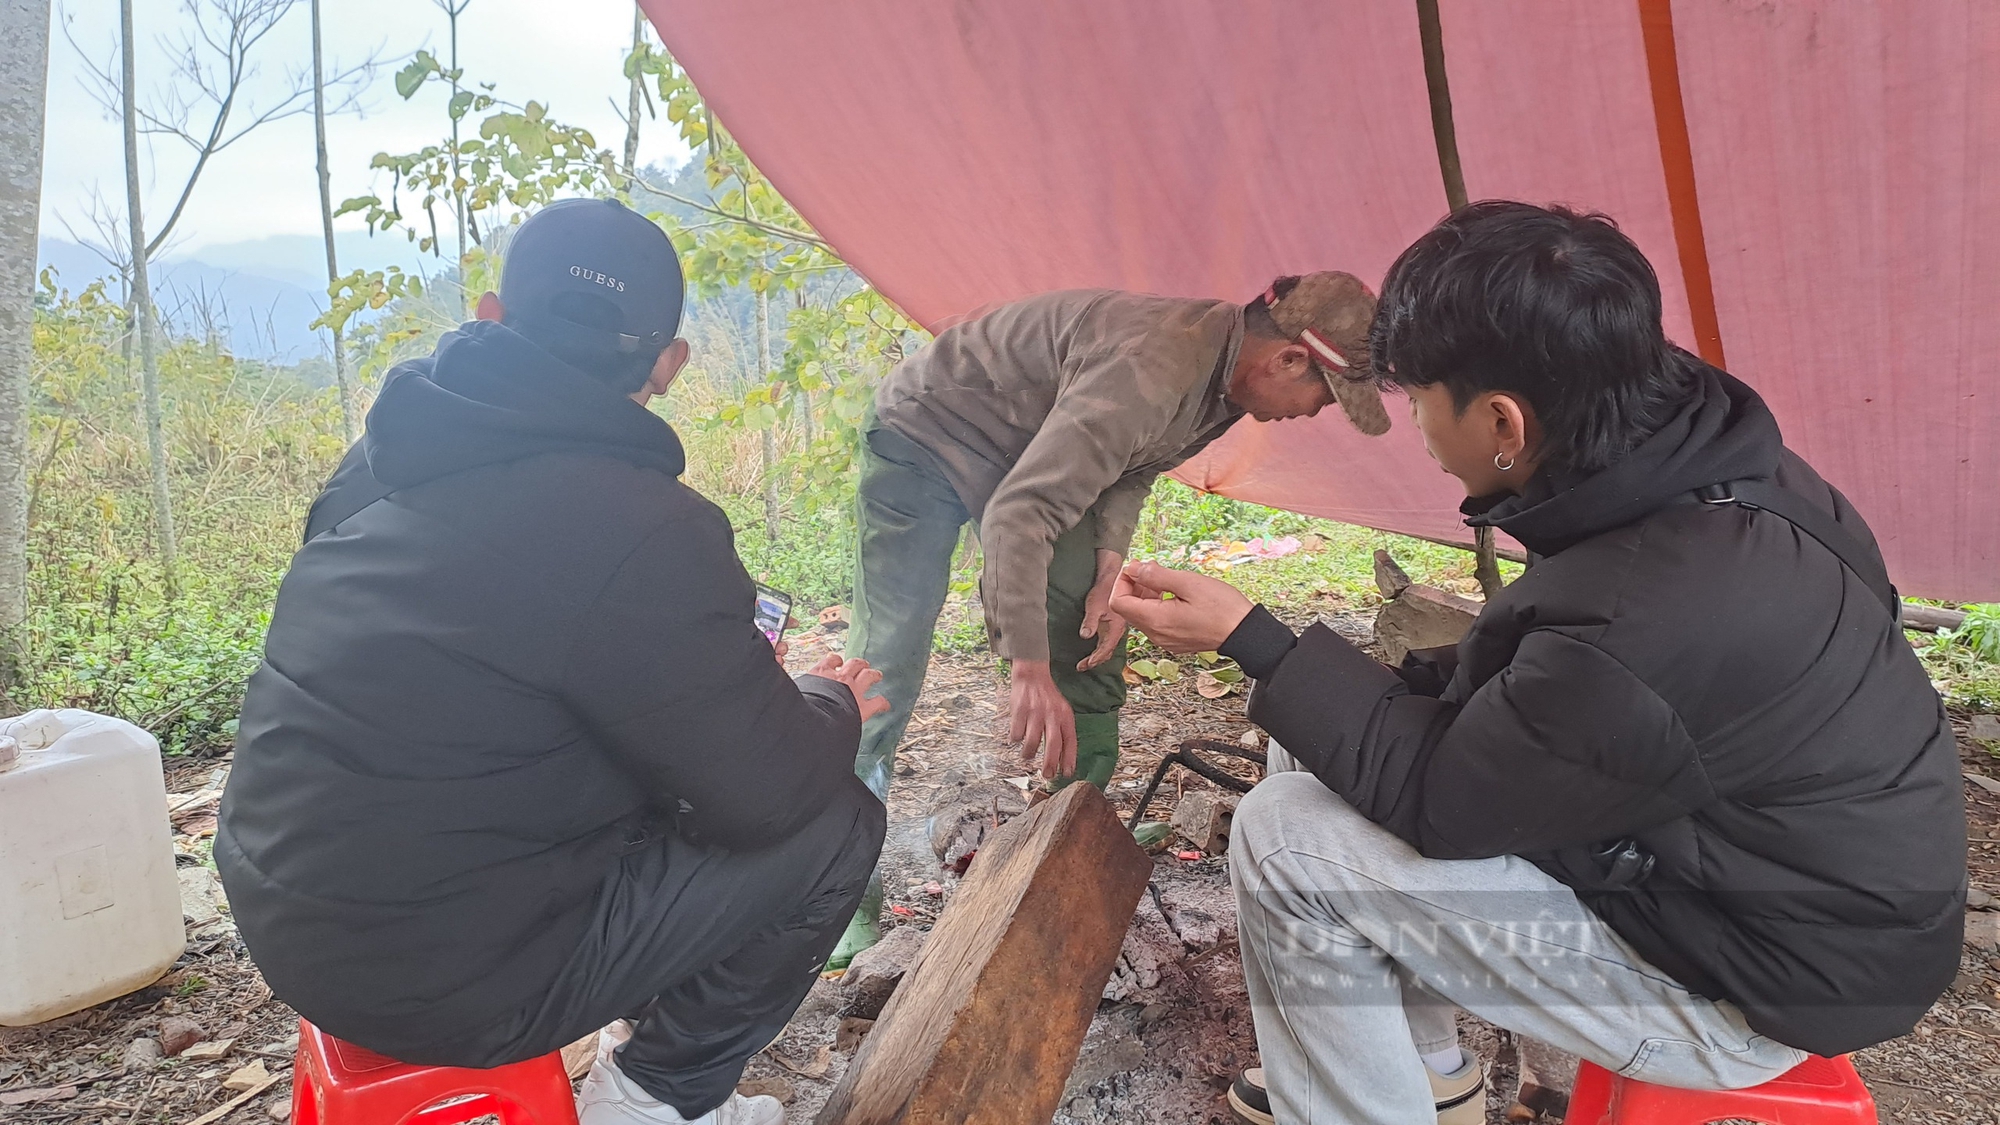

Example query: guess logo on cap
[569,265,627,292]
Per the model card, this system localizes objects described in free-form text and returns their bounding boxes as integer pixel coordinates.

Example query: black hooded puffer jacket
[1221,365,1964,1056]
[218,321,862,1044]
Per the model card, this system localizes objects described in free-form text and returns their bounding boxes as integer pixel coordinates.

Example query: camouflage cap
[1262,271,1390,436]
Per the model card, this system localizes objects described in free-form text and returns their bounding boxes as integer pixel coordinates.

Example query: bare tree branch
[61,0,380,264]
[641,185,833,252]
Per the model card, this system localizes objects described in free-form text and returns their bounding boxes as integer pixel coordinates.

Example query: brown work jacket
[873,289,1246,662]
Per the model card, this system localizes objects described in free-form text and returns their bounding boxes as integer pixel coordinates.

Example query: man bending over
[836,273,1391,964]
[219,200,888,1125]
[1115,203,1963,1125]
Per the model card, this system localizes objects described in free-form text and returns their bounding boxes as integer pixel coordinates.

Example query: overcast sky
[39,0,691,274]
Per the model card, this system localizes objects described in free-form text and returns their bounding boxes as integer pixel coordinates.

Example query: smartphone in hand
[754,584,793,646]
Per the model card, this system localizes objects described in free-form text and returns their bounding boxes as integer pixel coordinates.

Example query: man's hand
[771,615,798,664]
[1078,549,1128,672]
[1110,561,1256,654]
[1008,659,1077,780]
[808,654,891,722]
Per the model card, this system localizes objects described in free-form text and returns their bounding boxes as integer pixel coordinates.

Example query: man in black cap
[218,198,887,1125]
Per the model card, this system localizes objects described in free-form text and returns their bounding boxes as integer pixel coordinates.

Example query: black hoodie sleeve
[558,506,865,848]
[1242,622,1712,859]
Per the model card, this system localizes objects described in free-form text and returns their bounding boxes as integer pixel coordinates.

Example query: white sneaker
[594,1020,634,1069]
[575,1053,785,1125]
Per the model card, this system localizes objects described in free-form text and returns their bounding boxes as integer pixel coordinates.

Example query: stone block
[1373,583,1482,666]
[1169,792,1238,855]
[840,924,930,1020]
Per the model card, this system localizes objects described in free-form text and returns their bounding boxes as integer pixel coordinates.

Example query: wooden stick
[1902,603,1968,632]
[181,1072,281,1125]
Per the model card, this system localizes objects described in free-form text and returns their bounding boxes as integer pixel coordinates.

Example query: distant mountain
[38,237,344,364]
[177,231,433,291]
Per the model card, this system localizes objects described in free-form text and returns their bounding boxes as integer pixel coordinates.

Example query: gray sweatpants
[1232,743,1805,1124]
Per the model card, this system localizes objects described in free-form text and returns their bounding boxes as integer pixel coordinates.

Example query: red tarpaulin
[643,0,1999,602]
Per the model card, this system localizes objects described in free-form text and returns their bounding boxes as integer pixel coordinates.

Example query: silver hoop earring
[1494,452,1516,472]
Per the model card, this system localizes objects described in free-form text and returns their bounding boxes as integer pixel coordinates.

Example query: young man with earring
[1114,203,1962,1124]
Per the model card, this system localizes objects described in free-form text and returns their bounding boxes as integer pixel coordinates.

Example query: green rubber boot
[1052,709,1121,791]
[826,878,883,972]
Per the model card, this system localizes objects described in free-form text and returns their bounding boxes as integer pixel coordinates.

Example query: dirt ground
[4,610,1998,1124]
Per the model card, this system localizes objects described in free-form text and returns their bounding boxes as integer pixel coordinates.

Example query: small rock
[1970,714,2000,743]
[1968,911,2000,953]
[1062,1020,1146,1099]
[839,924,929,1020]
[927,778,1030,870]
[182,1038,236,1061]
[178,866,226,925]
[159,1016,205,1057]
[833,1016,874,1053]
[121,1038,163,1072]
[735,1075,794,1104]
[223,1060,270,1092]
[1517,1034,1579,1118]
[266,1097,294,1121]
[1238,728,1262,749]
[1971,886,1996,911]
[1068,1096,1095,1118]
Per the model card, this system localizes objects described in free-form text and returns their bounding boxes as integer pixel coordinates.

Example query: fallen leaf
[222,1060,270,1092]
[1174,849,1203,861]
[181,1038,236,1061]
[0,1085,78,1106]
[736,1075,794,1103]
[888,903,913,917]
[1966,772,2000,796]
[560,1031,599,1079]
[764,1044,831,1079]
[1196,671,1242,699]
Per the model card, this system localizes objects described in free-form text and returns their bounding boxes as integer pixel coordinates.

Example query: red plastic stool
[1566,1054,1875,1124]
[291,1019,580,1125]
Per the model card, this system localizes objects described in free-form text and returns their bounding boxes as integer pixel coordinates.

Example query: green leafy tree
[627,45,921,535]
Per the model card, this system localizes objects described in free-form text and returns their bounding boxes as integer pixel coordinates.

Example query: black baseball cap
[499,198,685,363]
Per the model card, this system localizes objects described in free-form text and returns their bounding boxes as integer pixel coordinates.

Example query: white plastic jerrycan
[0,709,186,1025]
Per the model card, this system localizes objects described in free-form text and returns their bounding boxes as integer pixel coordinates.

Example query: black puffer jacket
[217,321,863,1044]
[1221,366,1964,1056]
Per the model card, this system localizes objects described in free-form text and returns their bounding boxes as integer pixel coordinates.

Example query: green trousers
[847,421,1128,802]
